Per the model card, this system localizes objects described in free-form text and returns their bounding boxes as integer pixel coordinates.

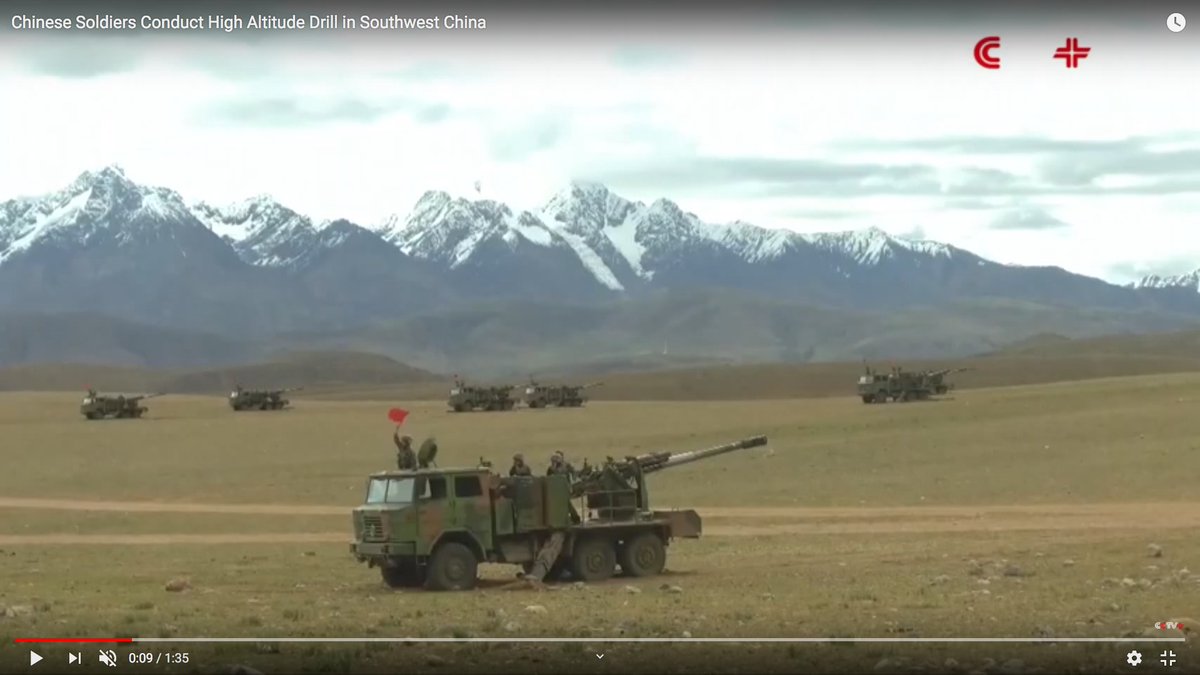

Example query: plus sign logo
[1053,37,1091,68]
[1161,650,1177,667]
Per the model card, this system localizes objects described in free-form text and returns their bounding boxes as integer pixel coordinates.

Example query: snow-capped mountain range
[1133,271,1200,293]
[187,176,962,291]
[1,165,1199,345]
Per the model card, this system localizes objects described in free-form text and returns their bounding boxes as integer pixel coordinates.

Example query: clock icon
[1167,12,1185,32]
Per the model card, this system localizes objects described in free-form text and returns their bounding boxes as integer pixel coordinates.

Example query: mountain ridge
[2,166,1199,377]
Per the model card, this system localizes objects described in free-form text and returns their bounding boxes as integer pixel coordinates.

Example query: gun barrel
[646,435,768,473]
[583,381,604,389]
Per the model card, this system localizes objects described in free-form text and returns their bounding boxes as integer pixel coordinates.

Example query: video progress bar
[70,637,1188,644]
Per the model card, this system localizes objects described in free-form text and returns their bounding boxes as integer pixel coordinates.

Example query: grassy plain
[1,375,1198,673]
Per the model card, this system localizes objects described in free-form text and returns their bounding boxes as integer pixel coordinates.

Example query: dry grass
[0,374,1198,672]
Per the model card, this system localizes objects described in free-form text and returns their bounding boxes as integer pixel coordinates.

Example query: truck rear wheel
[425,542,478,591]
[619,532,666,577]
[571,537,616,582]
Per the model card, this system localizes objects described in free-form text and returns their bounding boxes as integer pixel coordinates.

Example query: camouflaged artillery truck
[80,388,162,419]
[350,435,768,591]
[523,378,603,408]
[447,377,517,412]
[228,385,301,411]
[857,365,971,403]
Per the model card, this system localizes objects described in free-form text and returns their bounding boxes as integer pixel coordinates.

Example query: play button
[29,651,42,666]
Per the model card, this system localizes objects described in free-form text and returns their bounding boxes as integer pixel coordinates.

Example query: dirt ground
[1,375,1198,673]
[1,499,1199,544]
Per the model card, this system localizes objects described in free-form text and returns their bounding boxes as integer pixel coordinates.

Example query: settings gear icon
[1127,650,1143,666]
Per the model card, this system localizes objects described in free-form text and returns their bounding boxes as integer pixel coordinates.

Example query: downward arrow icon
[596,653,605,659]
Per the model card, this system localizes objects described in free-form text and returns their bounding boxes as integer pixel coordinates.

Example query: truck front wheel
[425,542,478,591]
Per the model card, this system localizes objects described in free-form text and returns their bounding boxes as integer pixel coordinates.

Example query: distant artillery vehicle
[228,385,301,411]
[523,378,603,408]
[447,377,517,412]
[857,365,972,404]
[80,389,162,419]
[350,435,768,590]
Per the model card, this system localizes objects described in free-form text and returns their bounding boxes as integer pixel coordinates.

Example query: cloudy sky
[0,2,1196,283]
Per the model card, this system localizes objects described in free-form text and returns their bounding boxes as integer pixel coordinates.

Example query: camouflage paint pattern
[350,437,768,587]
[80,391,162,420]
[523,380,603,408]
[447,378,518,412]
[857,365,970,403]
[229,386,300,411]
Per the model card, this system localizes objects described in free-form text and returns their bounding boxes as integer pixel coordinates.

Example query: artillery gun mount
[857,365,972,404]
[447,378,517,412]
[350,435,768,590]
[524,379,603,408]
[229,386,302,411]
[80,389,163,420]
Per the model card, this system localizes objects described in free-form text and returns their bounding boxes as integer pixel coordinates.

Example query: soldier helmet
[554,450,565,458]
[401,435,412,443]
[513,453,524,461]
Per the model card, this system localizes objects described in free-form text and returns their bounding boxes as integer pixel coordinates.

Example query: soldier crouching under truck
[350,435,768,590]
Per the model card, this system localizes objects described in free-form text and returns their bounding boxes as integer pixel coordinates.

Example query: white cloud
[0,17,1196,284]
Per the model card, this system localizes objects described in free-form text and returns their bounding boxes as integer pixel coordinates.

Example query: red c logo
[974,36,1001,69]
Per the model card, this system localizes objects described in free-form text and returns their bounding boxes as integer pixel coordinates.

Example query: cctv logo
[974,36,1001,69]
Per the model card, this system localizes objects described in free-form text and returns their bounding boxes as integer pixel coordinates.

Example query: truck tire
[381,561,424,588]
[570,537,616,582]
[619,532,666,577]
[425,542,478,591]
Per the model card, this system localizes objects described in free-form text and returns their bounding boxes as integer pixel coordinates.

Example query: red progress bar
[14,634,132,638]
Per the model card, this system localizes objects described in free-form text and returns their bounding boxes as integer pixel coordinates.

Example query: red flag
[388,408,409,425]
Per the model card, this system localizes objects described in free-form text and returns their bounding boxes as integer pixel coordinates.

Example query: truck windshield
[366,478,416,504]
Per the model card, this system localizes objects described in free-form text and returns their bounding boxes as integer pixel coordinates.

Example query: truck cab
[352,467,498,590]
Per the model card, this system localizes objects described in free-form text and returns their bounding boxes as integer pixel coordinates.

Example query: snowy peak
[0,165,197,263]
[381,191,559,268]
[541,180,640,234]
[709,221,796,263]
[189,195,327,267]
[804,227,955,266]
[1136,270,1200,292]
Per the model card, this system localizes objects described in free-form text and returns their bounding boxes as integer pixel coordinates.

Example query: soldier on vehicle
[394,430,417,470]
[509,453,532,476]
[547,451,576,479]
[547,452,582,523]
